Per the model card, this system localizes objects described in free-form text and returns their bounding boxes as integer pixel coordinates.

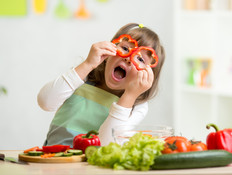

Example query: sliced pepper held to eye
[112,34,138,58]
[130,46,159,70]
[112,34,159,70]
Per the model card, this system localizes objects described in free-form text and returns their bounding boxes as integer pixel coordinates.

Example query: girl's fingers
[137,71,143,84]
[102,50,117,57]
[146,66,154,83]
[99,41,117,53]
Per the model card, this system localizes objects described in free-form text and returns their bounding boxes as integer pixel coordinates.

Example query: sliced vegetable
[41,153,56,158]
[23,146,40,153]
[152,150,232,169]
[112,34,138,58]
[54,152,64,157]
[73,130,101,153]
[130,46,159,70]
[68,149,83,155]
[206,123,232,153]
[63,152,73,157]
[42,145,70,153]
[28,151,44,156]
[112,34,159,71]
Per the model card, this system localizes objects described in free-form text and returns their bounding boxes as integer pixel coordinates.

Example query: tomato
[162,136,191,154]
[189,140,208,151]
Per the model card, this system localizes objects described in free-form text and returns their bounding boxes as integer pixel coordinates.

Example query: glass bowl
[112,125,174,145]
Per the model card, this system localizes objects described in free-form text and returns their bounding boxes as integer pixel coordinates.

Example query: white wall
[0,0,174,149]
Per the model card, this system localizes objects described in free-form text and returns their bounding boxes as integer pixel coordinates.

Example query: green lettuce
[87,132,164,171]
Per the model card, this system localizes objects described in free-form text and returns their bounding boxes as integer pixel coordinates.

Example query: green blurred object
[54,0,71,19]
[0,86,7,95]
[186,59,196,85]
[187,61,195,85]
[0,0,27,16]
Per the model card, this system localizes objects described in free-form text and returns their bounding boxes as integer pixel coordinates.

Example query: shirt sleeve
[98,102,148,146]
[37,68,84,111]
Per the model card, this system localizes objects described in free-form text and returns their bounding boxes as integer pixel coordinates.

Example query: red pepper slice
[206,123,232,153]
[130,46,159,70]
[42,145,70,153]
[73,130,101,153]
[112,34,138,58]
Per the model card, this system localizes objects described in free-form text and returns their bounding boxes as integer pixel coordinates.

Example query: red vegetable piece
[162,136,191,154]
[73,130,101,153]
[42,145,70,153]
[130,46,159,70]
[112,34,138,58]
[206,123,232,153]
[23,146,40,153]
[189,140,207,151]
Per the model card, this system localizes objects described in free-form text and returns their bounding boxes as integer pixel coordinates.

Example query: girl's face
[104,40,152,90]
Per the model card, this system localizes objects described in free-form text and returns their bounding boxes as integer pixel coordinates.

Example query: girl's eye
[136,56,145,63]
[122,46,129,52]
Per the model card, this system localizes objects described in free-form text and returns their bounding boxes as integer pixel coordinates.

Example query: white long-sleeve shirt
[37,68,148,146]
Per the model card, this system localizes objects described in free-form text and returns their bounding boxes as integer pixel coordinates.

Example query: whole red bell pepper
[206,123,232,153]
[73,130,101,153]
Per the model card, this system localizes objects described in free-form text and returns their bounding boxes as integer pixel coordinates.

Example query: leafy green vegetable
[88,132,164,171]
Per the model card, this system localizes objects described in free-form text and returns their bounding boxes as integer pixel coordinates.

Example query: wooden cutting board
[18,153,86,163]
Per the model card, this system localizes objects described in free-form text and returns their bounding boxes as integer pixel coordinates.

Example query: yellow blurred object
[183,0,196,10]
[75,0,90,19]
[33,0,46,14]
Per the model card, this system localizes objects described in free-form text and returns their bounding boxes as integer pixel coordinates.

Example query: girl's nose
[124,57,131,65]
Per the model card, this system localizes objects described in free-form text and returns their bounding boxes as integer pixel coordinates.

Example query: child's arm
[37,68,84,111]
[98,102,148,146]
[38,41,116,111]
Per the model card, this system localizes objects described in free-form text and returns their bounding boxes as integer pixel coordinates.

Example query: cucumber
[68,149,83,155]
[54,152,64,157]
[152,150,232,170]
[28,151,44,156]
[85,146,100,159]
[62,152,73,157]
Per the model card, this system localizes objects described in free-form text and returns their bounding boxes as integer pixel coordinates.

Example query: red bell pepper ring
[130,46,159,70]
[42,145,70,153]
[112,34,138,58]
[73,130,101,153]
[206,123,232,153]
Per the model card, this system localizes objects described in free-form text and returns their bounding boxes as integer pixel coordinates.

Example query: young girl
[37,23,165,146]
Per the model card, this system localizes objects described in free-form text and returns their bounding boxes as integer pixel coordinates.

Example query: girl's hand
[117,66,154,108]
[125,66,154,98]
[75,41,116,80]
[85,41,117,70]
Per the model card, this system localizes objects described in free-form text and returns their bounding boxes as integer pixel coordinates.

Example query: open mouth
[113,66,126,80]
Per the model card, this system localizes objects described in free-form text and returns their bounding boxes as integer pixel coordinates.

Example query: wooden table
[1,150,232,175]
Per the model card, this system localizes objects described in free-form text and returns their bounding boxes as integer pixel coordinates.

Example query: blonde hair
[88,23,165,105]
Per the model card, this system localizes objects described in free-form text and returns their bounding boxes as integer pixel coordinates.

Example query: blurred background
[0,0,231,150]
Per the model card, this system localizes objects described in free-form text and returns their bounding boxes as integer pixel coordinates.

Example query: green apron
[44,83,119,146]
